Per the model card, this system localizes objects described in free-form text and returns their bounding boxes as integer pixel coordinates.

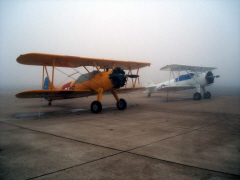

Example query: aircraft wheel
[116,98,127,110]
[91,101,102,114]
[193,92,202,100]
[204,91,211,99]
[48,101,52,106]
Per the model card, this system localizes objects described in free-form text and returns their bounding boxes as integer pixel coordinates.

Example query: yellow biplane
[16,53,150,113]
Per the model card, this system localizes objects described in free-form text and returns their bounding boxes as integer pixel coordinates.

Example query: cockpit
[175,73,195,82]
[74,70,99,84]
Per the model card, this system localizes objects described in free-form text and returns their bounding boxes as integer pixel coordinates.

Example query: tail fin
[44,77,49,90]
[143,79,157,94]
[143,79,156,87]
[44,77,55,90]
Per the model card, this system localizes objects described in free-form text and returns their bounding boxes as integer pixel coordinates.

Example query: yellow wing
[16,90,96,99]
[17,53,151,70]
[16,87,145,99]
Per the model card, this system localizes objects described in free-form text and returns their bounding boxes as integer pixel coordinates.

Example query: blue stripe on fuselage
[175,73,195,82]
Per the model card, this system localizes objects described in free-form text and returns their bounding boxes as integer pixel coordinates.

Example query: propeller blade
[109,74,124,78]
[126,75,139,78]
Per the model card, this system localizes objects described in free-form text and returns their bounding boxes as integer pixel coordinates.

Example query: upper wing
[160,64,216,72]
[17,53,151,70]
[16,90,96,99]
[158,85,194,92]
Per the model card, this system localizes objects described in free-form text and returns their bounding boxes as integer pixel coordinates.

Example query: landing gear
[116,98,127,110]
[193,92,202,100]
[90,89,128,113]
[111,90,128,111]
[91,101,102,114]
[204,91,211,99]
[148,93,151,97]
[48,100,52,106]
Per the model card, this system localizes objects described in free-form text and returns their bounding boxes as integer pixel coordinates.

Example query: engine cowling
[109,67,139,89]
[109,67,127,88]
[205,71,214,84]
[205,71,220,84]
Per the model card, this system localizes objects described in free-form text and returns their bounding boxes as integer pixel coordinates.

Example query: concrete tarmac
[0,91,239,179]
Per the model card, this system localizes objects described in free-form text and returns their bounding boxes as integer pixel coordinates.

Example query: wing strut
[93,61,101,73]
[133,65,140,87]
[42,66,44,90]
[83,66,94,77]
[111,62,116,70]
[51,59,55,90]
[81,65,102,89]
[128,68,134,87]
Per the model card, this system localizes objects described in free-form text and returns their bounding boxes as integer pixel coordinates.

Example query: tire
[91,101,102,113]
[193,92,202,100]
[116,98,127,110]
[204,91,211,99]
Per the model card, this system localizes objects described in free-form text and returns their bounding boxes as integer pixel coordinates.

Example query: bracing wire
[38,98,43,118]
[71,67,103,89]
[55,68,76,80]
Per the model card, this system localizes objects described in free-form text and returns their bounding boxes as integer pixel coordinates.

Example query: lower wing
[158,85,194,92]
[15,87,144,99]
[16,90,96,99]
[116,87,146,94]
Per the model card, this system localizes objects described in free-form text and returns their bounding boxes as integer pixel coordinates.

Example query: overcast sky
[0,0,239,91]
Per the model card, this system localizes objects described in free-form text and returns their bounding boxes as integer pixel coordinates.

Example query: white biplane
[144,64,220,100]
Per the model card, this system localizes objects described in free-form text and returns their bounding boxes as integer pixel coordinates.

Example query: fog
[0,0,239,92]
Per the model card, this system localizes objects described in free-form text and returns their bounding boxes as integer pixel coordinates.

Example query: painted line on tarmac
[1,120,239,179]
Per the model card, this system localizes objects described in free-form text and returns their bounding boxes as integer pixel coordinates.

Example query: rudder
[44,77,49,90]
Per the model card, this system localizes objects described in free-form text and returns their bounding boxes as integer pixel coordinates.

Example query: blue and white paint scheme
[144,64,220,100]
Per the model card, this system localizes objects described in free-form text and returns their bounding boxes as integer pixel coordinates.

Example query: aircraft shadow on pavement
[13,104,133,118]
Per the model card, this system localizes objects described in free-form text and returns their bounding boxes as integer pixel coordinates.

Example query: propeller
[109,67,139,88]
[205,71,220,84]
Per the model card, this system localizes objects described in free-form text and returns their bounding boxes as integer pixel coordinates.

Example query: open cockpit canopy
[175,73,195,82]
[74,71,99,84]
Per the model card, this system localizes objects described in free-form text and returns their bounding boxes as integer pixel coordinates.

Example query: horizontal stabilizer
[143,79,156,88]
[142,79,156,93]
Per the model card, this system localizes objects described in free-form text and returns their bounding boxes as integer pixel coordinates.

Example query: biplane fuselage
[156,73,208,90]
[145,64,220,100]
[57,71,113,91]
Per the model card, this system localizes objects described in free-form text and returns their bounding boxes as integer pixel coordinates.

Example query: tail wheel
[204,91,211,99]
[193,93,202,100]
[91,101,102,114]
[116,98,127,110]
